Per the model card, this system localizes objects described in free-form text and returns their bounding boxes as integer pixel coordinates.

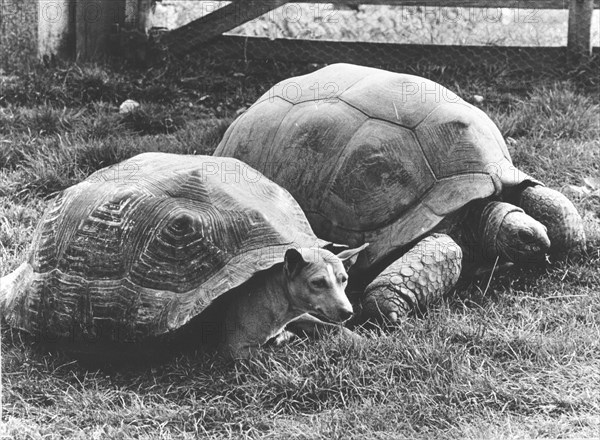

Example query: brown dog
[222,245,368,359]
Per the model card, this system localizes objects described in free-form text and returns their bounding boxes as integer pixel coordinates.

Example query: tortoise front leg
[515,185,586,255]
[362,233,462,322]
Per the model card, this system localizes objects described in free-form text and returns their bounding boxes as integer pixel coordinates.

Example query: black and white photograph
[0,0,599,438]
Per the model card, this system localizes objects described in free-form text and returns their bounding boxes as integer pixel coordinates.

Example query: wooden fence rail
[1,0,597,64]
[162,0,598,67]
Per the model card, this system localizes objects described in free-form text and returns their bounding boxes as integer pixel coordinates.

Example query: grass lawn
[1,39,599,440]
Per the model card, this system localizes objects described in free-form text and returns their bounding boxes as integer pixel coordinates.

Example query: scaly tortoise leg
[515,185,586,255]
[362,233,462,323]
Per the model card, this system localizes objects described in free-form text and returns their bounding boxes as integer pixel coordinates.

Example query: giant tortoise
[214,63,586,322]
[0,152,365,358]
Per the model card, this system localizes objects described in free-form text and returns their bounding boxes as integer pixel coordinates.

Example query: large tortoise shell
[1,153,322,342]
[215,63,536,267]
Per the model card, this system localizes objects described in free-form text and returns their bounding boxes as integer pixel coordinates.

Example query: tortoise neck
[439,200,493,270]
[440,200,486,246]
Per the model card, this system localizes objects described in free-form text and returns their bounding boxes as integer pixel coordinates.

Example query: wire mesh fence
[150,1,599,79]
[0,0,39,64]
[155,2,599,46]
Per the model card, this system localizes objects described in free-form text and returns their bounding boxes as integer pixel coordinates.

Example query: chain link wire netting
[151,2,600,77]
[0,0,39,64]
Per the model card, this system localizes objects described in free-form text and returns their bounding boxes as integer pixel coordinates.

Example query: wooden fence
[1,0,598,66]
[162,0,599,65]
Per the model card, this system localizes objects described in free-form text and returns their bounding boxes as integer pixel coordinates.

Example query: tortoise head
[517,185,586,255]
[283,244,368,323]
[481,202,551,264]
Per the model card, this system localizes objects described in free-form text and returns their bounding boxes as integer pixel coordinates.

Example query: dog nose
[340,309,353,321]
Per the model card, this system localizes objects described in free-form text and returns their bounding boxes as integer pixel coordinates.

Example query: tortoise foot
[362,234,462,322]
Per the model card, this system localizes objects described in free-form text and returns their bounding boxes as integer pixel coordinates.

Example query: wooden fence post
[76,0,126,59]
[124,0,154,32]
[38,0,76,59]
[567,0,594,64]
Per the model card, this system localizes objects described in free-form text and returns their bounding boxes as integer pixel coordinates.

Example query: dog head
[283,244,368,323]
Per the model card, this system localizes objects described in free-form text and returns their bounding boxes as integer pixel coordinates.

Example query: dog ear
[284,248,309,279]
[336,243,369,271]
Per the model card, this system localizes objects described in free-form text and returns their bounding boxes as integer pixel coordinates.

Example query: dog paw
[271,330,298,346]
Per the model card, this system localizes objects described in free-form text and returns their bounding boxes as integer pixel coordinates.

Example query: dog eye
[311,278,328,288]
[340,274,348,283]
